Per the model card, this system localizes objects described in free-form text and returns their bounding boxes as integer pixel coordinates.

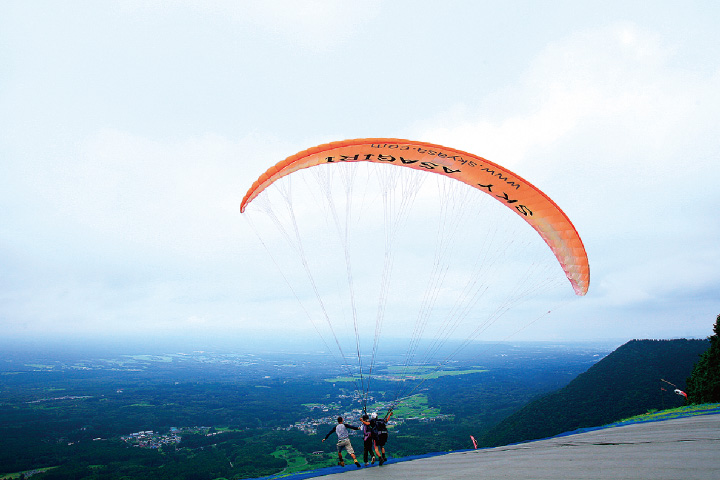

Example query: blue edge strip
[251,404,720,480]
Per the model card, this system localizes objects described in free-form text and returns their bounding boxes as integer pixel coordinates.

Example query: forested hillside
[481,339,709,447]
[687,314,720,403]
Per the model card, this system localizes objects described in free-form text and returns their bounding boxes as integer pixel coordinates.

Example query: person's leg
[337,442,345,466]
[344,440,361,467]
[378,434,388,460]
[374,440,385,465]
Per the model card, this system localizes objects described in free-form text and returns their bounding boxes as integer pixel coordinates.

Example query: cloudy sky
[1,1,719,350]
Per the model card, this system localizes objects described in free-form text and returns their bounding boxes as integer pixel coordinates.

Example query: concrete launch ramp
[316,413,720,480]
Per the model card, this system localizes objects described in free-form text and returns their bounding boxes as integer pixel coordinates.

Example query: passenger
[322,416,362,468]
[360,414,376,466]
[363,413,384,465]
[372,411,393,464]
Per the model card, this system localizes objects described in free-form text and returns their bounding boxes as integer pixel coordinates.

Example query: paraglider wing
[674,389,688,398]
[241,138,589,296]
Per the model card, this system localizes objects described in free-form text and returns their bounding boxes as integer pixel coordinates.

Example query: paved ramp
[317,414,720,479]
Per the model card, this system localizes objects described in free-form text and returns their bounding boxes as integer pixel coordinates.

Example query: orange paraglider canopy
[241,138,589,295]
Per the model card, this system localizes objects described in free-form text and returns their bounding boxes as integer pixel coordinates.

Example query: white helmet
[371,412,378,419]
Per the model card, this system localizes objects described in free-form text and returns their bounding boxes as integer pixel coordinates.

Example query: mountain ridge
[479,338,709,447]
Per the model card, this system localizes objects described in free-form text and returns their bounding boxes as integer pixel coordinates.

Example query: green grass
[385,365,437,373]
[270,445,337,477]
[3,467,58,479]
[324,368,487,383]
[412,368,487,380]
[610,403,720,427]
[368,393,447,420]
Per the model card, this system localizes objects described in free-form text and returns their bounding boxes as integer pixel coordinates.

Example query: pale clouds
[122,0,382,51]
[415,22,720,335]
[418,23,719,171]
[0,129,289,338]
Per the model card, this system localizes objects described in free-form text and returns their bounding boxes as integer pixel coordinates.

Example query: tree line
[687,314,720,403]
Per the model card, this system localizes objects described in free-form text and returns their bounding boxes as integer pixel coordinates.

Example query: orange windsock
[241,138,589,296]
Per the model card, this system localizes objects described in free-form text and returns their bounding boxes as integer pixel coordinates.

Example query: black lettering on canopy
[478,184,531,214]
[495,192,518,204]
[399,157,419,165]
[515,205,533,216]
[399,157,459,174]
[480,167,521,190]
[325,155,459,176]
[325,155,363,163]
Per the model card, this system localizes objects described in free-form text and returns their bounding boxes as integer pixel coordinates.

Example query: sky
[1,1,719,351]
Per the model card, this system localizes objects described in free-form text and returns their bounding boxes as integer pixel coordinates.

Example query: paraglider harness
[365,408,390,447]
[374,417,389,446]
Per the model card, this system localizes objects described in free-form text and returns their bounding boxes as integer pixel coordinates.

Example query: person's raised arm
[322,425,336,442]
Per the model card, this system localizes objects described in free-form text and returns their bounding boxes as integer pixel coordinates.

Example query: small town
[279,392,454,436]
[119,427,218,449]
[120,429,181,449]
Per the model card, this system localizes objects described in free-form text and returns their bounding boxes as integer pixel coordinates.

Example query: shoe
[364,463,369,467]
[339,459,345,467]
[382,453,387,461]
[355,462,362,468]
[371,455,376,464]
[379,457,385,466]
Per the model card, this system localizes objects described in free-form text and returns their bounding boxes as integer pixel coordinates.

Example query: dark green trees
[686,314,720,404]
[480,339,708,447]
